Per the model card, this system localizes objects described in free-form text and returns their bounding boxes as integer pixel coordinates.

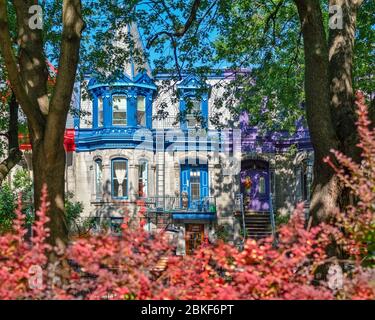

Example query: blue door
[181,165,208,210]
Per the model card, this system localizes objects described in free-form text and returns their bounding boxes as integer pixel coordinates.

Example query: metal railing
[144,196,217,213]
[269,193,277,244]
[152,116,180,129]
[235,193,246,239]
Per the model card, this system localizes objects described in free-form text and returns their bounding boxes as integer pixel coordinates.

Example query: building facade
[15,25,313,255]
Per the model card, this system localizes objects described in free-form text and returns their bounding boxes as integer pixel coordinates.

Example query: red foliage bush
[0,93,373,300]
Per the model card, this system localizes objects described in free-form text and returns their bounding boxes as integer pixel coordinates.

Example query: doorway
[185,224,204,255]
[240,160,270,211]
[180,164,208,210]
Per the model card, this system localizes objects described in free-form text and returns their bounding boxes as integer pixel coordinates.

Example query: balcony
[144,196,217,221]
[152,116,180,129]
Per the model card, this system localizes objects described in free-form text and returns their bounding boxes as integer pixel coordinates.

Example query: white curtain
[114,163,127,197]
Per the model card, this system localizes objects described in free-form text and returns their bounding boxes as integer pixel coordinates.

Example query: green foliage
[0,184,16,234]
[0,169,34,234]
[0,169,84,234]
[12,169,33,218]
[65,191,84,231]
[275,213,290,227]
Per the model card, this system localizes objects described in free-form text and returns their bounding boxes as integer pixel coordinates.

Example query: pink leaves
[0,108,374,300]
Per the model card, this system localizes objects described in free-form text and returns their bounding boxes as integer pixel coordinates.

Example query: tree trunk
[294,0,342,224]
[0,93,22,184]
[328,0,363,209]
[0,0,84,248]
[31,135,68,248]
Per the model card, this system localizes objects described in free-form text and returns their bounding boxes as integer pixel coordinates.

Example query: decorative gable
[134,72,155,86]
[177,75,206,90]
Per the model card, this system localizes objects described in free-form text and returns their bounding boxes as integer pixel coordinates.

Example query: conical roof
[113,22,152,81]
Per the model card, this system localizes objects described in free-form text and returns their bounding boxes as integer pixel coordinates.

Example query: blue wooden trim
[146,93,153,129]
[92,94,98,128]
[103,93,111,127]
[178,90,209,129]
[73,82,81,129]
[127,90,137,127]
[88,82,157,91]
[202,93,209,128]
[180,164,209,209]
[111,158,129,200]
[179,98,187,130]
[172,213,216,221]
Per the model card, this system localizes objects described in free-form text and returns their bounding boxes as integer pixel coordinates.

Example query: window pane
[98,97,104,127]
[112,160,128,198]
[191,183,200,201]
[190,171,200,201]
[137,96,146,126]
[187,99,201,128]
[113,96,127,126]
[138,161,148,197]
[259,176,266,194]
[95,159,102,199]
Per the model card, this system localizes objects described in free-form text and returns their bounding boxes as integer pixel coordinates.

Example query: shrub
[0,93,373,300]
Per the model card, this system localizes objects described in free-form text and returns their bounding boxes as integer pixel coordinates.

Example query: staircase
[156,212,171,230]
[156,131,165,209]
[243,211,273,239]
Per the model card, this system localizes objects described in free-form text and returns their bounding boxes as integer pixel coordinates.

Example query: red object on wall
[19,129,76,152]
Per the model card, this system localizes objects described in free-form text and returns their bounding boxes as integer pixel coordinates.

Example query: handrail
[144,196,217,213]
[235,193,246,241]
[269,191,277,245]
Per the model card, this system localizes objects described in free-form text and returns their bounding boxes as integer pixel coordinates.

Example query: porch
[144,196,217,222]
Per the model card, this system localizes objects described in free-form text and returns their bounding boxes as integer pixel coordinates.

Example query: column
[103,91,111,127]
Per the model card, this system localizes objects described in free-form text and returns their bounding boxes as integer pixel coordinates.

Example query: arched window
[138,160,148,197]
[98,97,104,127]
[111,158,128,199]
[112,96,127,126]
[137,96,146,126]
[94,159,103,199]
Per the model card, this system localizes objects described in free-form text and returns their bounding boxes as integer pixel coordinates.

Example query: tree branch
[264,0,285,34]
[0,0,45,138]
[0,92,22,184]
[46,0,85,155]
[146,0,202,48]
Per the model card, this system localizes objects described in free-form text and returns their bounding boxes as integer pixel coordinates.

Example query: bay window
[137,96,146,126]
[98,97,104,127]
[112,96,127,126]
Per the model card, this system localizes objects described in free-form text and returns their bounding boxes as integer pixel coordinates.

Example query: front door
[240,160,270,212]
[185,224,204,255]
[181,165,208,210]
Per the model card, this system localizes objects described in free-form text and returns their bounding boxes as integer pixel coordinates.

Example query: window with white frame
[112,158,128,198]
[138,160,148,197]
[94,159,103,199]
[98,97,104,127]
[137,96,146,126]
[112,96,127,126]
[190,170,201,201]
